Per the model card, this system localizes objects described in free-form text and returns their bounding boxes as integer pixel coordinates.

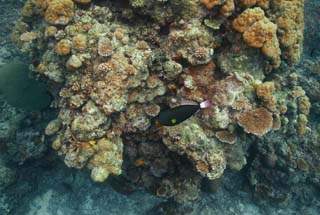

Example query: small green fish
[151,100,211,126]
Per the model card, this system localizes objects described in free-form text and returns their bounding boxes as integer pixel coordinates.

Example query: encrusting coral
[12,0,309,204]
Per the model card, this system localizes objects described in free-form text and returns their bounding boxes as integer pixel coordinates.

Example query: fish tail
[200,100,211,109]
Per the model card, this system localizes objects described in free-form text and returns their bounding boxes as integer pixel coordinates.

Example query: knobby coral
[12,0,308,203]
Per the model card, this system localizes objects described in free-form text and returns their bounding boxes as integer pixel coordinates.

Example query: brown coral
[45,0,74,25]
[256,81,275,101]
[215,130,237,144]
[237,108,273,136]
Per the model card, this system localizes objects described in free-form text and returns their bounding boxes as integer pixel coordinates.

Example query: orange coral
[256,81,275,101]
[241,0,269,8]
[220,0,235,17]
[233,8,281,68]
[201,0,225,9]
[196,162,210,174]
[232,7,265,33]
[237,108,273,136]
[55,39,72,56]
[45,0,74,25]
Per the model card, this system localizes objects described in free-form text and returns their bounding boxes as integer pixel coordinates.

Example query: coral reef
[11,0,313,205]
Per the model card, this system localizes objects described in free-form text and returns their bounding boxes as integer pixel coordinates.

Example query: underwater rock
[0,162,16,190]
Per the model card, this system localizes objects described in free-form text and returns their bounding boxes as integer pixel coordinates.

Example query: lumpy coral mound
[12,0,308,203]
[232,7,281,68]
[45,0,74,25]
[237,108,273,136]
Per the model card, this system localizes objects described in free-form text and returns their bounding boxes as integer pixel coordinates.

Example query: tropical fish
[151,100,211,126]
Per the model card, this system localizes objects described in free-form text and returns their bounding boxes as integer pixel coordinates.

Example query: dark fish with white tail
[151,100,211,126]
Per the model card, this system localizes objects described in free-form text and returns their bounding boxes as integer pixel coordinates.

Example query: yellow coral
[72,34,87,52]
[20,32,39,42]
[273,0,305,65]
[297,114,308,136]
[45,0,74,25]
[88,135,123,182]
[21,0,35,18]
[55,39,72,55]
[45,26,57,37]
[298,96,311,115]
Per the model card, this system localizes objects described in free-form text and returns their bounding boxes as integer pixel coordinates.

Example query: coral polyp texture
[13,0,308,202]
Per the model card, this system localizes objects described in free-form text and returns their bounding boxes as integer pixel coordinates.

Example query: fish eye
[171,118,177,124]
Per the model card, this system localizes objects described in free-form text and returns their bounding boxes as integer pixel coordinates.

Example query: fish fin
[200,100,211,109]
[180,98,199,106]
